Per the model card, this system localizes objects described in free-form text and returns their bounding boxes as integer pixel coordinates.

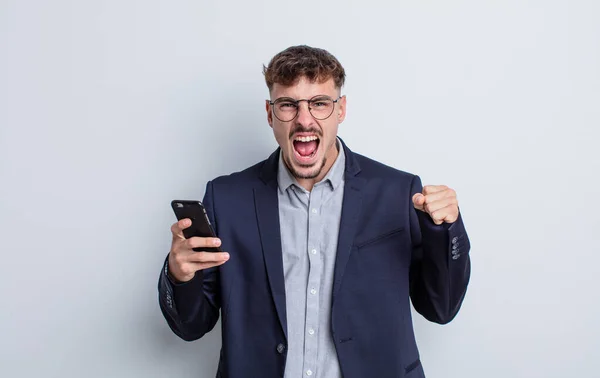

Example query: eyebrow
[274,95,332,101]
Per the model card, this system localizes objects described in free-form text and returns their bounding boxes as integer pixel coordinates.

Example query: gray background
[1,0,599,377]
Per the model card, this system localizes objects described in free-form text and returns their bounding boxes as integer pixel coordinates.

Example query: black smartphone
[171,200,221,252]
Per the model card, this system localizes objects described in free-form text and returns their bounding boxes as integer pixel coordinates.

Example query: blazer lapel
[332,140,366,300]
[254,149,288,339]
[252,140,364,337]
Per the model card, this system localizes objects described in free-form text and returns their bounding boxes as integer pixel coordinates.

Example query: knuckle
[186,238,198,249]
[206,252,219,261]
[170,243,182,255]
[193,237,209,248]
[196,252,210,262]
[187,238,197,248]
[174,252,186,264]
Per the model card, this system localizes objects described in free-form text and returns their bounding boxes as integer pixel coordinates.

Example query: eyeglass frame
[267,95,343,122]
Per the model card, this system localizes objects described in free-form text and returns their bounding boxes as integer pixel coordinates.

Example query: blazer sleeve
[157,180,222,341]
[408,175,471,324]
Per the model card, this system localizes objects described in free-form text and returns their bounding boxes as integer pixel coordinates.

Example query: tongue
[294,140,318,157]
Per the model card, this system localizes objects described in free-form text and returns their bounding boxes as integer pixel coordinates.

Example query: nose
[295,101,315,126]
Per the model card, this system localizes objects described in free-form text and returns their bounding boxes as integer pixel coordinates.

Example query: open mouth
[292,135,320,163]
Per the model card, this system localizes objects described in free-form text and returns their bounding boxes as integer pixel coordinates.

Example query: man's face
[266,76,346,182]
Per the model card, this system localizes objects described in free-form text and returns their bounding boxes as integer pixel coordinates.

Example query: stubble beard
[284,154,328,180]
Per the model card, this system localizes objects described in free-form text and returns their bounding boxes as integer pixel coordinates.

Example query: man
[158,45,471,378]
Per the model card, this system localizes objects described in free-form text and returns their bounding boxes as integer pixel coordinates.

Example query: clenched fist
[168,218,230,283]
[412,185,459,225]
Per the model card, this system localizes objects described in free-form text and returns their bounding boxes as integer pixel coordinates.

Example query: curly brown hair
[263,45,346,92]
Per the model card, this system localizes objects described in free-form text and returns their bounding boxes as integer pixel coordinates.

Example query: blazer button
[452,236,459,244]
[276,343,286,354]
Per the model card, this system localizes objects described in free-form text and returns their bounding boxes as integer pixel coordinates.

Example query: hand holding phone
[167,200,230,283]
[171,200,221,252]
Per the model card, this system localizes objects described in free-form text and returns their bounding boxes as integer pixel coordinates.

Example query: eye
[313,101,328,107]
[278,102,297,109]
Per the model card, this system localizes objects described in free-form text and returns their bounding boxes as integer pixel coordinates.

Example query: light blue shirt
[277,140,346,378]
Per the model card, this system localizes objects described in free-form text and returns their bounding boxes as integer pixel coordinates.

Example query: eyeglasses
[268,95,342,122]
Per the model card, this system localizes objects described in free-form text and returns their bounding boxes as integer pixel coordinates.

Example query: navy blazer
[158,140,471,378]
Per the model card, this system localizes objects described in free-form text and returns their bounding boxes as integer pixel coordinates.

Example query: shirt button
[306,370,313,376]
[308,328,315,335]
[311,249,317,255]
[311,208,318,214]
[310,289,317,295]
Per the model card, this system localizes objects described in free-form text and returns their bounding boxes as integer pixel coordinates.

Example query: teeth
[294,136,318,142]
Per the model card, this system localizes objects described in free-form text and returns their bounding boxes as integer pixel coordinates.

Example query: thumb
[412,193,425,210]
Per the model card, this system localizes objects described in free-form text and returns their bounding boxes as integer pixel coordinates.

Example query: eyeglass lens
[273,96,335,121]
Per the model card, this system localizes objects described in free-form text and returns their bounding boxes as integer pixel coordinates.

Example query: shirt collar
[277,138,345,192]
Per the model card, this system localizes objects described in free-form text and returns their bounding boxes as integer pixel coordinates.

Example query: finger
[423,197,458,215]
[422,185,448,196]
[185,236,222,250]
[194,260,229,271]
[430,204,459,225]
[175,260,229,280]
[188,251,230,263]
[423,188,456,204]
[170,251,229,269]
[171,219,191,239]
[412,193,425,210]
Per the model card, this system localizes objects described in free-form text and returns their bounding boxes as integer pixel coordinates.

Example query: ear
[336,95,347,124]
[265,100,273,128]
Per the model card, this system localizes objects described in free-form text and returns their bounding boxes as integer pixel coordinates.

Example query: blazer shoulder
[209,158,266,190]
[354,152,417,183]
